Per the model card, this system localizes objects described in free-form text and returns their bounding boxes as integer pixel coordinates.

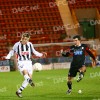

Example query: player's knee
[67,81,72,85]
[68,76,73,81]
[28,74,32,79]
[67,77,72,83]
[22,70,28,75]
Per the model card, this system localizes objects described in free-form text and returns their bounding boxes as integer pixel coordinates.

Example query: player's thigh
[68,67,78,77]
[17,61,27,75]
[22,70,29,75]
[26,61,33,76]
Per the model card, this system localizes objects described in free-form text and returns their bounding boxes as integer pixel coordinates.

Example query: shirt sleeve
[6,43,18,59]
[62,46,74,57]
[30,43,43,57]
[85,45,96,60]
[62,52,70,57]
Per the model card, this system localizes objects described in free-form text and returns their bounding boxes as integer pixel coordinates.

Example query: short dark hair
[22,33,30,38]
[73,35,81,40]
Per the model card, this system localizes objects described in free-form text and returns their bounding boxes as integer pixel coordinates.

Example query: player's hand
[1,56,10,60]
[1,56,7,60]
[60,49,63,54]
[92,59,96,67]
[41,52,47,58]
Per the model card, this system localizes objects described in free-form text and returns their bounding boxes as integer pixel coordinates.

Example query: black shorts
[68,65,85,77]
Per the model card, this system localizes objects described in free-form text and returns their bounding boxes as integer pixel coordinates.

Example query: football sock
[22,79,29,88]
[67,81,72,90]
[79,72,84,77]
[17,80,29,93]
[24,74,31,82]
[18,86,25,93]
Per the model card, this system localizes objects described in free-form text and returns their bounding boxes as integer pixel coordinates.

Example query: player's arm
[61,50,70,57]
[85,47,96,67]
[30,43,47,58]
[61,46,74,57]
[5,43,18,59]
[85,46,96,61]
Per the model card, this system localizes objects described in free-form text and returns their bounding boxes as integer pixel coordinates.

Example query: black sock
[67,81,72,90]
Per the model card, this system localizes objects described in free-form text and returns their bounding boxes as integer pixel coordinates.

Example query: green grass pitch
[0,67,100,100]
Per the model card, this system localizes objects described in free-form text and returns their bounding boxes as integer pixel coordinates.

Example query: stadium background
[0,0,100,71]
[0,0,100,100]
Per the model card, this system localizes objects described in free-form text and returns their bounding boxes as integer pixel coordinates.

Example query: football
[33,63,43,71]
[78,90,82,94]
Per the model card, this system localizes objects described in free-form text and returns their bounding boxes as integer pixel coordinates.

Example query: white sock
[18,80,29,93]
[24,74,30,82]
[22,79,29,88]
[18,86,24,93]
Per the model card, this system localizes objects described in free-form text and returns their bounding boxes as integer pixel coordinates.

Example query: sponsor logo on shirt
[74,51,83,55]
[21,51,29,55]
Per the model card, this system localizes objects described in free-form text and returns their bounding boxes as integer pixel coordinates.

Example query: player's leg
[28,67,35,87]
[66,67,77,94]
[27,74,35,87]
[22,70,34,87]
[16,70,29,98]
[67,76,73,94]
[77,65,86,82]
[79,65,86,72]
[16,61,34,97]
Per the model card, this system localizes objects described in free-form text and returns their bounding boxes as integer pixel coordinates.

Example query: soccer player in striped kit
[5,33,47,98]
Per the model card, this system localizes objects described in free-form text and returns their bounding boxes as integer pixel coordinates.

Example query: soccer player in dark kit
[61,35,96,94]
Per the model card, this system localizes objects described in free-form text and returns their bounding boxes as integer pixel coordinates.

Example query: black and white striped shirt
[6,41,43,61]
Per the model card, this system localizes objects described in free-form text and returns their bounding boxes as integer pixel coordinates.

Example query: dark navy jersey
[70,44,87,66]
[62,44,95,66]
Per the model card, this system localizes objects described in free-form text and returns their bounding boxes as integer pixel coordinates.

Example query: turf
[0,67,100,100]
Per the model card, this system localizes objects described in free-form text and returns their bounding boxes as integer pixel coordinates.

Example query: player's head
[73,35,81,46]
[21,33,30,44]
